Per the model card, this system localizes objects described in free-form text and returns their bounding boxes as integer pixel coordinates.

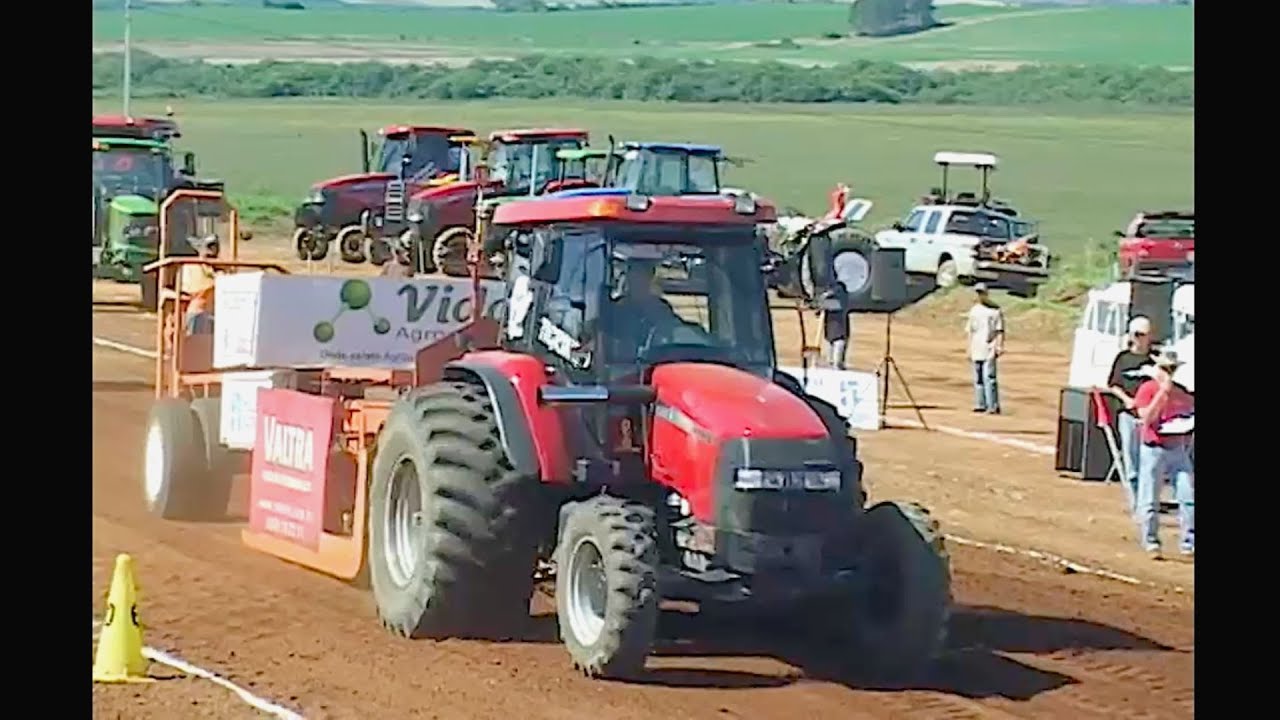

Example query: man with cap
[180,233,220,335]
[1132,348,1194,558]
[1106,316,1156,512]
[965,283,1005,414]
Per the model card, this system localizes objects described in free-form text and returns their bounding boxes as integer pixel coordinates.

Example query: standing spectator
[821,283,851,370]
[965,283,1004,414]
[1106,316,1156,512]
[1132,349,1194,558]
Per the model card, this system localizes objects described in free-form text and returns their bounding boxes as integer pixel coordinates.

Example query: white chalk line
[89,334,1175,595]
[92,619,304,720]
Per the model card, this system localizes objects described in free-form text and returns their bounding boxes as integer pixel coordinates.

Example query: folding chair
[1090,388,1128,484]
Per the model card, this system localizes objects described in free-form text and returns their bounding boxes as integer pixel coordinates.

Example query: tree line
[92,52,1193,107]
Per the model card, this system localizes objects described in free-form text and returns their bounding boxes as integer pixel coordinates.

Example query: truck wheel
[189,397,232,519]
[337,226,367,264]
[368,382,541,640]
[140,270,159,313]
[433,227,473,277]
[143,399,218,520]
[845,501,951,679]
[935,258,958,289]
[555,496,659,679]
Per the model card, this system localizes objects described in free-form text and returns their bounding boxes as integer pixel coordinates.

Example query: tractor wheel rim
[834,251,870,293]
[143,422,165,505]
[384,457,423,588]
[566,536,608,648]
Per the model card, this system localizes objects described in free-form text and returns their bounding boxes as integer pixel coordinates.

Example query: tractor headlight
[734,468,840,491]
[407,210,424,224]
[732,192,757,215]
[305,189,325,205]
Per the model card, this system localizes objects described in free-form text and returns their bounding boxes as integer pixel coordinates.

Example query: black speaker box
[1054,387,1113,481]
[1128,277,1175,344]
[871,247,907,305]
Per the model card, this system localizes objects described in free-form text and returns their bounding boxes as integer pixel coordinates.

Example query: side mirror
[182,152,196,176]
[531,233,562,283]
[359,130,371,174]
[890,221,904,231]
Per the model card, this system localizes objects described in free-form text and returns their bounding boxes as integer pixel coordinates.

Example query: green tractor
[92,135,225,311]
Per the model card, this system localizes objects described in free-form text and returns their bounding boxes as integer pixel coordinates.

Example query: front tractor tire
[142,398,229,520]
[292,227,329,262]
[433,227,473,277]
[844,501,951,679]
[368,382,541,640]
[337,226,368,264]
[555,496,660,679]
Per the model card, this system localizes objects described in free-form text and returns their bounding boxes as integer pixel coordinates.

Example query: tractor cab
[612,142,725,196]
[541,148,617,195]
[487,128,590,196]
[491,192,779,390]
[361,125,469,180]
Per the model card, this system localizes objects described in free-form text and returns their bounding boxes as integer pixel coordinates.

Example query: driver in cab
[610,259,689,357]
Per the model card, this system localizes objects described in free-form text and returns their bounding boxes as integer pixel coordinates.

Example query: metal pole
[123,0,133,117]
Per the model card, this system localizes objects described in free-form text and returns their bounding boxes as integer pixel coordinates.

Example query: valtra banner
[248,388,336,551]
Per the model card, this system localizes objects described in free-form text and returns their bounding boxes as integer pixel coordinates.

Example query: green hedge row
[93,52,1193,107]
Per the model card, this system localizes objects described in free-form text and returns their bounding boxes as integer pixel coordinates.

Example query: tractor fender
[442,355,571,484]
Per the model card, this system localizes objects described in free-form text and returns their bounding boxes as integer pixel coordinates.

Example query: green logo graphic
[313,279,391,343]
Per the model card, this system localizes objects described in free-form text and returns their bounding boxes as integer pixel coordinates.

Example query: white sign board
[213,273,507,370]
[779,366,881,432]
[219,370,298,450]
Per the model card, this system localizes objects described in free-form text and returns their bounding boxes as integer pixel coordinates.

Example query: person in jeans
[821,283,851,370]
[965,283,1004,414]
[1106,316,1156,512]
[1132,349,1194,558]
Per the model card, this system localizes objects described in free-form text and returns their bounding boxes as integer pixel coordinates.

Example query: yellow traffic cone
[92,554,153,683]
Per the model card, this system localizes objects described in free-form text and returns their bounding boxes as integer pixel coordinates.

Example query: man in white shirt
[965,283,1005,414]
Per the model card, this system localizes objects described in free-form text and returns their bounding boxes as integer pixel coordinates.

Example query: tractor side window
[685,154,718,194]
[902,209,925,232]
[922,210,941,234]
[543,231,605,369]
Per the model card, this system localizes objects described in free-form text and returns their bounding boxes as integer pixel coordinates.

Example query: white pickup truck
[874,152,1051,296]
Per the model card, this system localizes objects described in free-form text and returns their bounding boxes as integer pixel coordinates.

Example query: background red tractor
[143,191,951,681]
[1114,210,1194,281]
[292,124,474,263]
[401,128,589,275]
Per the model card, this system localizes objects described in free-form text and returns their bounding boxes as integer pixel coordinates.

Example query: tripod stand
[876,312,928,430]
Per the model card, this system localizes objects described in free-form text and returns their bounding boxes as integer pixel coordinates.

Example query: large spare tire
[801,228,877,310]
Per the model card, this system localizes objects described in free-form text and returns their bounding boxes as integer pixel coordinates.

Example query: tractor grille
[384,180,406,223]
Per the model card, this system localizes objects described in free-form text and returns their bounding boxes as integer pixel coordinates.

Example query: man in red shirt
[1132,349,1194,558]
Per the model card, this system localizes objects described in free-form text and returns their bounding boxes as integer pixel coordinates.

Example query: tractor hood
[314,171,397,191]
[409,179,483,204]
[109,194,159,217]
[650,363,827,441]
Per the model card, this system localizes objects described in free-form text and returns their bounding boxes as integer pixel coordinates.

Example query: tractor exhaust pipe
[360,129,370,174]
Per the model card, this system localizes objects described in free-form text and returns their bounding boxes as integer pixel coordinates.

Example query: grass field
[92,97,1193,258]
[90,4,1194,67]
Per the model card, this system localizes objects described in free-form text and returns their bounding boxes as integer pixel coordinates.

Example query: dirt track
[91,250,1193,718]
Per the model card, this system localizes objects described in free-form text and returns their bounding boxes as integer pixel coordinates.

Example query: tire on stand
[368,382,542,640]
[433,227,474,277]
[843,501,951,680]
[821,233,877,309]
[143,398,219,520]
[337,226,368,264]
[555,495,660,679]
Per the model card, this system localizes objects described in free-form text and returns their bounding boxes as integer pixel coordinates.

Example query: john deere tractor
[91,136,225,310]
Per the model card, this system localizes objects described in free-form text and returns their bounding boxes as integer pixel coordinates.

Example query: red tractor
[292,125,474,263]
[1114,210,1195,281]
[92,114,182,143]
[143,192,950,680]
[401,128,589,276]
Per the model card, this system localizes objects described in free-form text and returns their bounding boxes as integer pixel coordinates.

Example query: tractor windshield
[615,149,720,196]
[492,138,586,193]
[92,146,169,199]
[375,133,458,180]
[590,227,773,376]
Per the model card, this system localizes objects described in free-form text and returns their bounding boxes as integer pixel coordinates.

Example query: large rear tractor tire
[337,226,368,264]
[433,227,473,277]
[368,382,542,640]
[843,501,951,679]
[142,398,224,520]
[555,496,660,679]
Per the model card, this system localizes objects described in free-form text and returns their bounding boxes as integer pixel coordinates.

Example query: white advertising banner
[778,366,881,432]
[213,273,507,370]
